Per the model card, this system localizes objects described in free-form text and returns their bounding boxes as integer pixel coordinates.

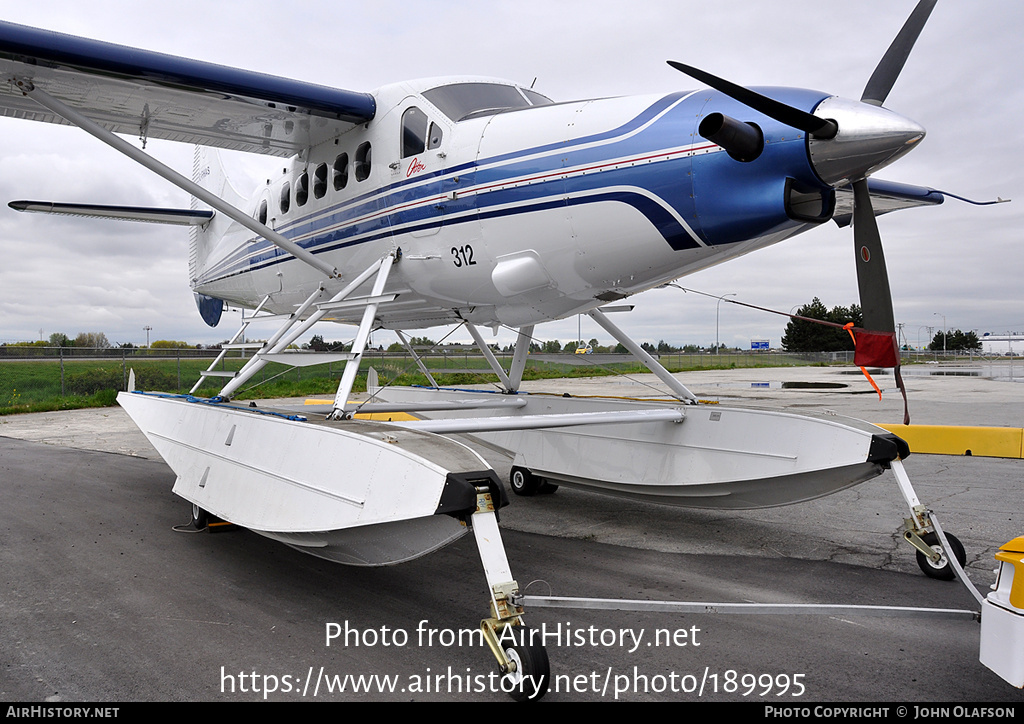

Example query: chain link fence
[0,345,517,413]
[0,345,998,414]
[0,346,369,412]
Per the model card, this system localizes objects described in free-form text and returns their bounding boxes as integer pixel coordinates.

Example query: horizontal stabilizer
[8,200,214,226]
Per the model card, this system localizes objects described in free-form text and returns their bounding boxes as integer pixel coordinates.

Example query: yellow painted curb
[302,399,418,422]
[876,424,1024,459]
[353,411,419,422]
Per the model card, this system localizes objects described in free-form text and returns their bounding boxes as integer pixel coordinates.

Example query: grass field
[0,349,814,415]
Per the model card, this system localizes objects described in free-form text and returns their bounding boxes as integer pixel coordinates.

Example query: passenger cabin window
[423,82,552,122]
[401,106,429,158]
[257,199,268,225]
[296,172,309,207]
[313,163,328,199]
[333,153,349,190]
[280,181,290,214]
[355,142,372,182]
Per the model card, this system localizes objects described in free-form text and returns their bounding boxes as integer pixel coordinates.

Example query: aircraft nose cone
[808,96,926,187]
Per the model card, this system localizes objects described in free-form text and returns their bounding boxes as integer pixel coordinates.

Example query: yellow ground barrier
[876,424,1024,458]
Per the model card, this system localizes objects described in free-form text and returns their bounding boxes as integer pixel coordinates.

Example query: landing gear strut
[471,484,550,701]
[891,459,968,581]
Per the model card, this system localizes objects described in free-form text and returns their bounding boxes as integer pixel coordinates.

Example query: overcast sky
[1,0,1021,351]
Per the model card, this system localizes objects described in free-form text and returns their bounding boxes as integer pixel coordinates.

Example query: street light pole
[716,293,737,355]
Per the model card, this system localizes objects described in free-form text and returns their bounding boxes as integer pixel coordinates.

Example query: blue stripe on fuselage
[197,89,823,283]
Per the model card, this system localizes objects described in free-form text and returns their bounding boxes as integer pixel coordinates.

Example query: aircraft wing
[832,178,944,227]
[0,21,375,157]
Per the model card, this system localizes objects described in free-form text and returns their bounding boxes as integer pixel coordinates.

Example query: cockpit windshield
[423,82,553,122]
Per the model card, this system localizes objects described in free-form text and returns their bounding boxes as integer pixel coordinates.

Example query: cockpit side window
[401,106,429,158]
[522,88,553,107]
[427,122,444,150]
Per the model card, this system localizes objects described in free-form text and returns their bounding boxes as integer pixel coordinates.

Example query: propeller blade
[666,60,837,139]
[860,0,937,106]
[852,179,908,421]
[852,179,895,334]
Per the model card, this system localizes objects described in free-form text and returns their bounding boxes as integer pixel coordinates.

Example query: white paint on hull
[117,391,495,565]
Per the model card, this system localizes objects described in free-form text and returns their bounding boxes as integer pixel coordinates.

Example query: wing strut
[395,330,440,389]
[217,255,393,400]
[15,80,340,280]
[588,308,698,403]
[465,322,514,391]
[330,254,395,418]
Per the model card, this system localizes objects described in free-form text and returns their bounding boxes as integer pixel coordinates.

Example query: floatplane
[4,0,1021,698]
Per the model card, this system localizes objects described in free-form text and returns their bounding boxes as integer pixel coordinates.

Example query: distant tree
[308,334,328,352]
[150,340,189,349]
[73,332,110,349]
[541,339,562,353]
[640,342,656,354]
[781,298,862,353]
[48,332,71,347]
[929,329,981,352]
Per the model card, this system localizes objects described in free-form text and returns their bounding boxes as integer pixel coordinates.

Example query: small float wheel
[916,531,966,581]
[510,466,539,496]
[502,627,550,702]
[191,503,209,531]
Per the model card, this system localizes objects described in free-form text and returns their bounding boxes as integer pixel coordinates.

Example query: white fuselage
[192,77,819,331]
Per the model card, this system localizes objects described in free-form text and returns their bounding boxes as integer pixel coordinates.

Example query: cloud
[1,0,1021,353]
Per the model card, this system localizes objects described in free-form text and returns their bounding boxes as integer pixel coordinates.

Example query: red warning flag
[845,323,910,424]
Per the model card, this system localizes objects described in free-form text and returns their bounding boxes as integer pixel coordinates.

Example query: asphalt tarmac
[1,365,1023,703]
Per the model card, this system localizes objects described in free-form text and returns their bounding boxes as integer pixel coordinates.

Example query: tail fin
[189,146,249,284]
